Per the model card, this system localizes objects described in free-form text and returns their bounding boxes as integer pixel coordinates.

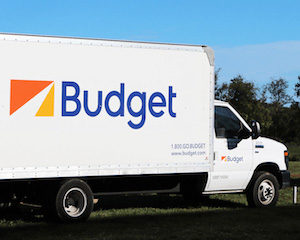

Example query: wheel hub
[63,187,87,217]
[258,180,275,205]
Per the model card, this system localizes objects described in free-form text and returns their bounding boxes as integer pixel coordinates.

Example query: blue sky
[0,0,299,96]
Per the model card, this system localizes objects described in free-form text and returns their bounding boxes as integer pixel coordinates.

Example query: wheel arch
[247,162,283,190]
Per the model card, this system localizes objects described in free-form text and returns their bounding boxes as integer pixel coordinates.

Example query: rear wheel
[246,171,279,207]
[55,179,94,222]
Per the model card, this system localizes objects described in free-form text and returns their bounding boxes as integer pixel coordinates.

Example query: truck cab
[204,100,290,206]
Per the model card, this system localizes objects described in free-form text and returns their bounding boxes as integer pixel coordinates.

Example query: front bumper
[280,170,290,188]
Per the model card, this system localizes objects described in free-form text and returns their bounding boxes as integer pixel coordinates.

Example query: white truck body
[0,33,214,180]
[0,34,290,221]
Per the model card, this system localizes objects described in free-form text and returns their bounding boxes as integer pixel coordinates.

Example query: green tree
[288,76,300,145]
[254,87,273,135]
[215,83,229,101]
[214,68,229,101]
[264,78,292,141]
[214,73,298,145]
[220,76,272,135]
[266,78,292,108]
[295,76,300,98]
[287,102,300,144]
[226,75,257,122]
[214,68,221,93]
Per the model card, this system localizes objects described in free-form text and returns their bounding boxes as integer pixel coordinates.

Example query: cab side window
[215,106,242,139]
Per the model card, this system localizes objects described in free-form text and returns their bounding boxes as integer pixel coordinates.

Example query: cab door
[205,105,253,191]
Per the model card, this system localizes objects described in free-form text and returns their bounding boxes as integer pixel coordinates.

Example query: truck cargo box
[0,34,214,180]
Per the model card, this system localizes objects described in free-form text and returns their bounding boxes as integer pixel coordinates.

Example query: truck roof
[0,32,207,52]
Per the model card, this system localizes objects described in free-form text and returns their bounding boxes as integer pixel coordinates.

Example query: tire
[55,179,94,222]
[246,171,279,207]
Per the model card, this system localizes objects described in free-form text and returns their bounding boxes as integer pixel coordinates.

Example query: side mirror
[250,120,261,139]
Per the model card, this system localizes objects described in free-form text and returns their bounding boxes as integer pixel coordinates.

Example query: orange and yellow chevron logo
[10,80,54,116]
[221,156,227,162]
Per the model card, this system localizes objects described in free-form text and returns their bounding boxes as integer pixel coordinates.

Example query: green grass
[1,162,300,240]
[1,195,300,240]
[286,143,300,162]
[290,161,300,177]
[1,205,300,240]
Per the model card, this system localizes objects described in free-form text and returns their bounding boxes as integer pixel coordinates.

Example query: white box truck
[0,33,290,222]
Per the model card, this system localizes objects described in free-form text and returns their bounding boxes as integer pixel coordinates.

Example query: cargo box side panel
[0,35,212,180]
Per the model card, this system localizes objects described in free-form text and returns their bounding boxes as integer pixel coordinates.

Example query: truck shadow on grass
[0,194,246,223]
[1,204,300,240]
[98,194,247,209]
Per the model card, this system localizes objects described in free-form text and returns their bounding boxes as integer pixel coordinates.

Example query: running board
[94,184,180,196]
[203,190,244,195]
[94,186,243,197]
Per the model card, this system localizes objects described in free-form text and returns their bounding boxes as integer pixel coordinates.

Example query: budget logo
[9,80,176,129]
[221,155,243,163]
[10,80,55,116]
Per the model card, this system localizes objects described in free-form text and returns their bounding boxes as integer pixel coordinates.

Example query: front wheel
[246,171,279,207]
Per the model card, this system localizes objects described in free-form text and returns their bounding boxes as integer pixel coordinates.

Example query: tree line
[215,70,300,157]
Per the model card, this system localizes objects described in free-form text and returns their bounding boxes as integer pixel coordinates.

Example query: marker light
[284,151,289,169]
